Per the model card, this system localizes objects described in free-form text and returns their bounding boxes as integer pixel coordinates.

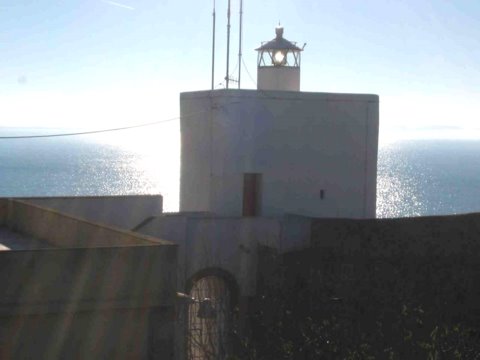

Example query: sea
[1,126,480,218]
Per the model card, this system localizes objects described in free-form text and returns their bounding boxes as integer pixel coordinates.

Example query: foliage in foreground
[227,247,480,359]
[229,296,480,360]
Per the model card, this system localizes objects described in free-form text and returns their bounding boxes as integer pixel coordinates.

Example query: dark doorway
[242,173,262,216]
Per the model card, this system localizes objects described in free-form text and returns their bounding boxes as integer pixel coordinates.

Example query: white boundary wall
[21,195,163,229]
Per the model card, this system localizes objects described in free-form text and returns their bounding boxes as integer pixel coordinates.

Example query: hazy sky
[1,0,480,140]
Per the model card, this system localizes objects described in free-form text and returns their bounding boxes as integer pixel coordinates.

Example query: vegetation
[228,248,480,359]
[229,293,480,359]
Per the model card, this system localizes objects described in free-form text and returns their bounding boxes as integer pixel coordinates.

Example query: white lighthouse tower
[256,26,303,91]
[179,26,379,219]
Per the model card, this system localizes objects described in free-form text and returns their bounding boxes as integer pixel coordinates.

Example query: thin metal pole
[226,0,231,89]
[238,0,243,89]
[211,0,216,90]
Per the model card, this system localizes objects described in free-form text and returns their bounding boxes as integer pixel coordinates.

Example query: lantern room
[256,26,304,91]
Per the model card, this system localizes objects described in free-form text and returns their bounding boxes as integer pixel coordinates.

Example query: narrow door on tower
[242,173,262,216]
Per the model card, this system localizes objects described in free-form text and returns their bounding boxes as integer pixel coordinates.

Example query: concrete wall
[257,67,300,91]
[22,195,163,230]
[289,212,480,322]
[0,246,177,359]
[311,212,480,257]
[0,200,7,225]
[180,89,379,219]
[0,246,176,311]
[246,212,480,358]
[0,199,177,359]
[3,199,167,248]
[135,213,283,297]
[0,307,172,359]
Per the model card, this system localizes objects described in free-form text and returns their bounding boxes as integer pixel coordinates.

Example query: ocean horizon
[1,126,480,218]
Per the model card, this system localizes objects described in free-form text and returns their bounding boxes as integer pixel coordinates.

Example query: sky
[1,0,480,141]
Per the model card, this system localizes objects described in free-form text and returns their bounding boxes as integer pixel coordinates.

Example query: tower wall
[180,89,379,219]
[257,67,300,91]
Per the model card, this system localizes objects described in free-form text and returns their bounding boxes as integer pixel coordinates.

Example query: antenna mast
[238,0,243,89]
[211,0,216,90]
[225,0,231,89]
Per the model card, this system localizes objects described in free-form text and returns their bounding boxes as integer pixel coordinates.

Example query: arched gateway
[186,269,238,360]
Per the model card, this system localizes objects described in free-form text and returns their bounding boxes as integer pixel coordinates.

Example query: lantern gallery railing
[257,47,301,67]
[256,26,304,68]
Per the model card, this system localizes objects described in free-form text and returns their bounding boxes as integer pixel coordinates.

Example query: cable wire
[0,92,264,141]
[241,57,257,87]
[0,116,180,139]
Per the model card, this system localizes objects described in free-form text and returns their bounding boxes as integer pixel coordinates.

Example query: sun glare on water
[91,120,181,212]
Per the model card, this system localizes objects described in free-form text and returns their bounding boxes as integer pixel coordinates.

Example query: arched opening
[186,269,238,360]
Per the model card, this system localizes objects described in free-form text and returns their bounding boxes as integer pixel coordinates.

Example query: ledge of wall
[22,195,163,230]
[4,199,172,248]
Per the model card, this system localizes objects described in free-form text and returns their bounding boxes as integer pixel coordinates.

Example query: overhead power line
[0,97,245,140]
[0,116,179,139]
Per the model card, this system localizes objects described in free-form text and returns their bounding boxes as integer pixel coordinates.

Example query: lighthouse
[179,26,379,219]
[256,26,303,91]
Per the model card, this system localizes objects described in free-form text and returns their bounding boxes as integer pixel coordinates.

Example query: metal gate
[187,275,232,360]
